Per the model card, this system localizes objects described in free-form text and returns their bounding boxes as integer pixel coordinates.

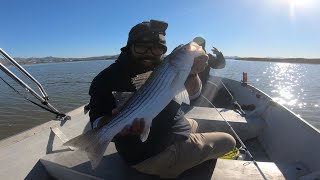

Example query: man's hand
[119,118,145,136]
[111,108,145,136]
[190,54,209,75]
[112,108,119,116]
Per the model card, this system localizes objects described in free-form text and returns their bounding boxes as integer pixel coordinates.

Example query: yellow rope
[220,147,240,159]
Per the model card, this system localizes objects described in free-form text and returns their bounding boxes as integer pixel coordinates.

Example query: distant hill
[0,55,119,66]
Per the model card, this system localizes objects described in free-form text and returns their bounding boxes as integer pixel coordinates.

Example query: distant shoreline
[1,55,320,65]
[0,55,119,66]
[230,57,320,64]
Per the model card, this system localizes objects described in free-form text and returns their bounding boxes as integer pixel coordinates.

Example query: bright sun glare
[286,0,314,17]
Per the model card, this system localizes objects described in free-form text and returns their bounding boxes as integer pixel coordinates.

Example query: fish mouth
[196,54,209,62]
[191,54,209,73]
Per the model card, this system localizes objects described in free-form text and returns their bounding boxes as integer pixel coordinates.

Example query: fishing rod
[200,92,268,180]
[201,79,267,180]
[215,79,246,116]
[0,48,70,120]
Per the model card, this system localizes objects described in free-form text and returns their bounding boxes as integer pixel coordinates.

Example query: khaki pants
[132,119,236,178]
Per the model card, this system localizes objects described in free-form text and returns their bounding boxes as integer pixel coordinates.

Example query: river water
[0,60,319,140]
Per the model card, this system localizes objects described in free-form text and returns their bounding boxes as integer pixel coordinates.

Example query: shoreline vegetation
[1,55,320,65]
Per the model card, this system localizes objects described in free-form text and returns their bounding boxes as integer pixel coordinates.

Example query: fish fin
[170,71,190,105]
[140,121,151,142]
[64,129,111,169]
[131,71,153,90]
[174,87,190,105]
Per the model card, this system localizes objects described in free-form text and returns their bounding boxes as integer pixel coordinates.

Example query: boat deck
[0,104,288,179]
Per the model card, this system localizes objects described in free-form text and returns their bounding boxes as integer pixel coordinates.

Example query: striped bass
[64,41,208,168]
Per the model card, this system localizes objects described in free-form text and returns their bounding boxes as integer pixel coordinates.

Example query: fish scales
[102,61,172,131]
[98,62,174,143]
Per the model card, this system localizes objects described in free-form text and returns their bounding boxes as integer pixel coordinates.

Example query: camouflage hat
[128,20,168,48]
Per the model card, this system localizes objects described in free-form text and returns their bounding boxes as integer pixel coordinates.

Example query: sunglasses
[133,43,167,56]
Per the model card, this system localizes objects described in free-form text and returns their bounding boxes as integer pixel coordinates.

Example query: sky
[1,0,320,58]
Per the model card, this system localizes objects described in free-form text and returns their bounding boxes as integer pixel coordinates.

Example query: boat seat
[182,106,266,141]
[40,148,285,180]
[212,159,285,180]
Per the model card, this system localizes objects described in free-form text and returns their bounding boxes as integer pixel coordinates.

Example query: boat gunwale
[0,105,85,149]
[216,76,320,134]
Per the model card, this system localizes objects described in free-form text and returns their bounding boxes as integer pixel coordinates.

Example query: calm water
[0,60,319,140]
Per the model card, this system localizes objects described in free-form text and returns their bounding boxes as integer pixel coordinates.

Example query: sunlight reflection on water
[214,59,320,128]
[269,63,302,107]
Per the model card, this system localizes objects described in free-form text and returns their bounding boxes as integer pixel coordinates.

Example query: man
[88,20,235,178]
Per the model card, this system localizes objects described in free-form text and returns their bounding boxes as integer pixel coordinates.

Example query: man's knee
[223,133,236,153]
[202,132,236,157]
[186,118,198,133]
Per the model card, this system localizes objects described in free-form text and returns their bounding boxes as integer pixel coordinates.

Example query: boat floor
[37,106,286,179]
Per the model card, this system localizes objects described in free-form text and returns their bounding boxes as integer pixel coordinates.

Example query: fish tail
[64,129,111,169]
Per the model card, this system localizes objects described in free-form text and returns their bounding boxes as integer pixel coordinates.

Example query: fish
[64,41,208,168]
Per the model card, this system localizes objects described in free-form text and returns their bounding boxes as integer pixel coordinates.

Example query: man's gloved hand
[190,54,209,75]
[211,47,222,56]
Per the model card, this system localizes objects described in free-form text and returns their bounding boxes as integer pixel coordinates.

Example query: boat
[0,49,320,180]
